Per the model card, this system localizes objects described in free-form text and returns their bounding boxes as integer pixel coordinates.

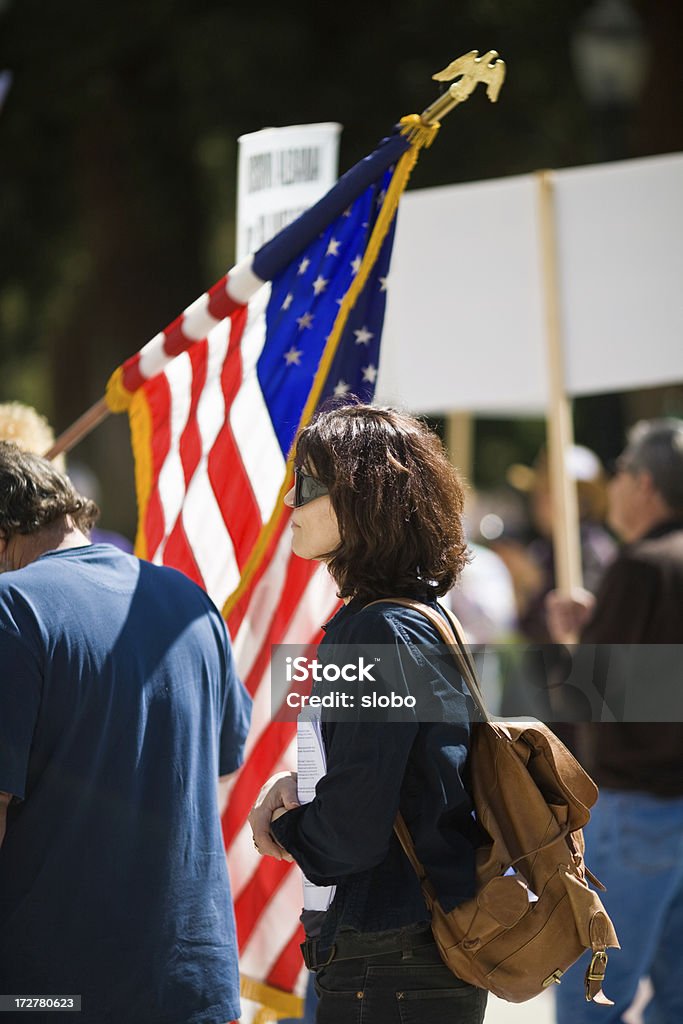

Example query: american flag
[106,122,424,1019]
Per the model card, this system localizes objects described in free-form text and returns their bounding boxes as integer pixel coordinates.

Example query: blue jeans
[312,940,486,1024]
[280,974,318,1024]
[555,788,683,1024]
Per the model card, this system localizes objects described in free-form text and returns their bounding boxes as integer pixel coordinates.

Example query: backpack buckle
[542,969,563,988]
[585,950,608,1001]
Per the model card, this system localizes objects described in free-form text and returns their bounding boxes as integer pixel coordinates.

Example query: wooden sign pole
[536,170,583,594]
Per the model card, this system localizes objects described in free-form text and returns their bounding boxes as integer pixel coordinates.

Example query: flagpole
[446,412,473,482]
[536,169,583,595]
[45,397,110,461]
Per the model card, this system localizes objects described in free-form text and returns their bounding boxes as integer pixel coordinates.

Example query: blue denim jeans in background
[555,788,683,1024]
[280,974,318,1024]
[312,940,486,1024]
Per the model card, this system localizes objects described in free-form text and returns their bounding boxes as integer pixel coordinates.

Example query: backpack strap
[364,597,491,902]
[363,597,491,723]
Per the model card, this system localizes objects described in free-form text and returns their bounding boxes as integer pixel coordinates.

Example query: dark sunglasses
[293,468,329,508]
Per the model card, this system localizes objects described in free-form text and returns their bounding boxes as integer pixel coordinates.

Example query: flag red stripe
[209,275,245,321]
[162,519,206,590]
[208,425,262,572]
[121,355,145,394]
[178,340,209,486]
[266,925,307,991]
[163,312,192,358]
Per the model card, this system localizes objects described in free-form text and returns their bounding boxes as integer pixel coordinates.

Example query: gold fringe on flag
[105,365,131,414]
[127,387,155,560]
[240,975,304,1022]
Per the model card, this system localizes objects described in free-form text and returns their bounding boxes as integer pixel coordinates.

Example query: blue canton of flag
[253,137,407,457]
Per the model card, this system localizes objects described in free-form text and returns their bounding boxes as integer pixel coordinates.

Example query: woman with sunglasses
[249,404,486,1024]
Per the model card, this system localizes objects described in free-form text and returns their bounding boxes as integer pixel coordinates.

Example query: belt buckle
[318,943,337,969]
[301,940,336,972]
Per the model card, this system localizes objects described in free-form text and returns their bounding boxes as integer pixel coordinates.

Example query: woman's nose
[284,485,295,508]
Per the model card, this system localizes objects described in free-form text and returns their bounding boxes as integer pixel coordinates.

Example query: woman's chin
[291,540,311,560]
[291,542,326,562]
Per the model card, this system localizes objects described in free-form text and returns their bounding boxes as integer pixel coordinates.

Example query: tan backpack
[382,599,620,1004]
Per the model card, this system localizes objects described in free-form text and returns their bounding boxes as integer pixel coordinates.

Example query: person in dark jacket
[547,418,683,1024]
[249,405,486,1024]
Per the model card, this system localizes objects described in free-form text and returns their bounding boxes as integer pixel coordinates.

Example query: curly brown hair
[0,442,99,539]
[294,405,468,602]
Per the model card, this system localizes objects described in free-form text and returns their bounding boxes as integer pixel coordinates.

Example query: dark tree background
[1,0,681,535]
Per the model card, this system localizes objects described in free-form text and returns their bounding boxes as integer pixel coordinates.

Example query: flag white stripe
[230,283,286,521]
[226,254,264,304]
[138,331,170,381]
[182,291,221,341]
[181,474,240,606]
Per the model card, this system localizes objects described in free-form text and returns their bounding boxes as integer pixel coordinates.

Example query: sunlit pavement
[485,991,554,1023]
[485,978,652,1024]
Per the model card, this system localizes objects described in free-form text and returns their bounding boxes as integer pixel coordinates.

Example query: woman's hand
[248,772,299,861]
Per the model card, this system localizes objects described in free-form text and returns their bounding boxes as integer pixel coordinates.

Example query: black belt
[301,926,435,972]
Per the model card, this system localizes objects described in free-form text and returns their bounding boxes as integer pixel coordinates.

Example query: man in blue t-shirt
[0,442,252,1024]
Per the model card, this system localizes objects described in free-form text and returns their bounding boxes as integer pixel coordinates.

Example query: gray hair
[623,418,683,514]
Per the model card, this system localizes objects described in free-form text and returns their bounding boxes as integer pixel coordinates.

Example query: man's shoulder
[630,524,683,564]
[613,526,683,581]
[138,557,222,612]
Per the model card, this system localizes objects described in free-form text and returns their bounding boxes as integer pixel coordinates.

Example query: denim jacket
[271,594,480,955]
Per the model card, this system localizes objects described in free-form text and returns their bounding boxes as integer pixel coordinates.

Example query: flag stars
[297,257,311,276]
[281,292,294,310]
[297,312,314,330]
[326,237,341,257]
[312,275,328,296]
[284,346,303,366]
[362,364,378,384]
[342,206,353,218]
[379,277,388,292]
[333,380,350,397]
[376,189,387,207]
[353,325,374,346]
[350,255,362,276]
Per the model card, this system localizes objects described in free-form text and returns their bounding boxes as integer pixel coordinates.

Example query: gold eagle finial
[432,50,506,103]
